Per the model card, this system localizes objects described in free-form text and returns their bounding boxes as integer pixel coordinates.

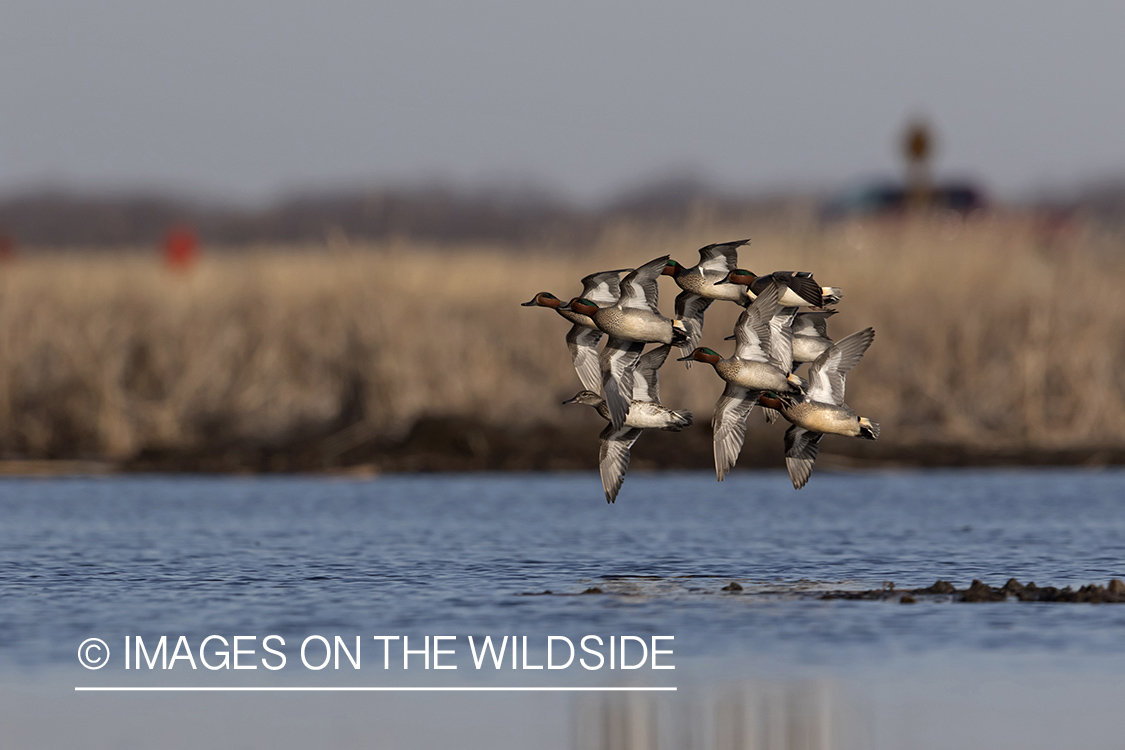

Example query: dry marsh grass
[0,216,1123,465]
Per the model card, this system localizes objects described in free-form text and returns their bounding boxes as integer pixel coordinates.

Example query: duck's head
[662,259,685,277]
[522,291,562,308]
[562,390,603,407]
[715,269,757,286]
[677,347,722,366]
[561,297,600,316]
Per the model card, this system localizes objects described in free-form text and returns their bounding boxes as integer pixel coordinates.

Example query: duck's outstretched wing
[697,239,749,275]
[600,337,645,429]
[712,382,756,481]
[733,282,780,363]
[784,425,823,489]
[598,424,643,503]
[806,327,875,405]
[674,291,712,366]
[632,343,671,403]
[617,255,669,313]
[774,271,825,307]
[565,324,604,394]
[767,306,797,371]
[580,268,631,307]
[793,309,837,339]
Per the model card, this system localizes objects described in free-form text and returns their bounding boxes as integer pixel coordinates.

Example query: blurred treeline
[5,176,1125,247]
[0,179,813,248]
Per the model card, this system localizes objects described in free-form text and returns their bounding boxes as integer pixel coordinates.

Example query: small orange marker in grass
[163,223,198,272]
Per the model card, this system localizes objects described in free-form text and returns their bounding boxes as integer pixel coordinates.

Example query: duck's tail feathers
[858,417,879,440]
[821,287,844,306]
[670,322,689,346]
[662,409,694,431]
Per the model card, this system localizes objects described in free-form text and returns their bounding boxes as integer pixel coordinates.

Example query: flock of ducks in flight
[523,239,879,503]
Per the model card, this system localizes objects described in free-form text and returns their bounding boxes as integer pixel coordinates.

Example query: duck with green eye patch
[561,256,688,431]
[521,268,630,395]
[661,239,752,365]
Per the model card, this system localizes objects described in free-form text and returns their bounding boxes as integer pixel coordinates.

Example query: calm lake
[2,469,1124,749]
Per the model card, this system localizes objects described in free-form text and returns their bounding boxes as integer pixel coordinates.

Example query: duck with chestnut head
[561,256,687,430]
[565,256,687,346]
[661,239,751,362]
[563,344,692,503]
[522,268,629,394]
[757,327,879,489]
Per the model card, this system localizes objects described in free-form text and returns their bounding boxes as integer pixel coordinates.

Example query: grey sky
[2,1,1123,203]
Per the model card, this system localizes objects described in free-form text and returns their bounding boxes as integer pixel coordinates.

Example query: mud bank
[86,416,1125,473]
[827,578,1125,603]
[519,576,1125,604]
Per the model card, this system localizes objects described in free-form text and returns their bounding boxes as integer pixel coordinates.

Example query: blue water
[2,469,1124,675]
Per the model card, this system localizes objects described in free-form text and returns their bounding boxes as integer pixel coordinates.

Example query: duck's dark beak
[561,396,578,405]
[520,298,538,306]
[675,354,694,362]
[723,334,735,341]
[713,277,732,285]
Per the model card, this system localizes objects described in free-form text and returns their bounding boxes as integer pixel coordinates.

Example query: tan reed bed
[0,215,1122,465]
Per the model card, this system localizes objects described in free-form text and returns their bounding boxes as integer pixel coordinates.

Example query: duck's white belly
[779,288,811,307]
[625,402,676,429]
[696,270,746,302]
[722,360,790,391]
[789,402,858,436]
[596,308,671,343]
[792,336,830,363]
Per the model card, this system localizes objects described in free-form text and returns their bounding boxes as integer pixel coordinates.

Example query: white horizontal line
[75,686,677,693]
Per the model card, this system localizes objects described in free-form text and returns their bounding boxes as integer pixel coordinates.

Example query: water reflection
[574,680,869,750]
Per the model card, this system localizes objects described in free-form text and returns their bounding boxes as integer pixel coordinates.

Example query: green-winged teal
[678,283,804,480]
[758,327,879,489]
[662,239,751,362]
[723,307,837,425]
[522,268,629,394]
[563,256,687,430]
[563,344,692,503]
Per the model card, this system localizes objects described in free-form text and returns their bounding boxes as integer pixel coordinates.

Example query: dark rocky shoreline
[826,578,1125,604]
[521,577,1125,604]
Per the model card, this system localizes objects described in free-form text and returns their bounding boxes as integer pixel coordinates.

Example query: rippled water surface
[3,468,1124,673]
